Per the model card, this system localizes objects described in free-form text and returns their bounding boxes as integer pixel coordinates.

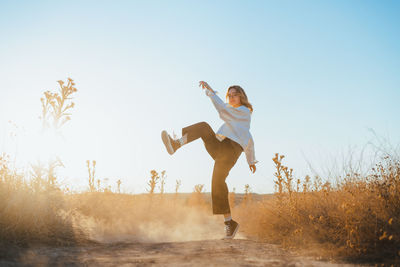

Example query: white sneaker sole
[161,130,175,155]
[222,223,240,240]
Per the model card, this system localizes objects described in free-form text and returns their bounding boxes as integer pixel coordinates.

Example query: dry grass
[235,153,400,263]
[2,151,399,263]
[0,154,78,246]
[1,154,217,246]
[2,147,399,263]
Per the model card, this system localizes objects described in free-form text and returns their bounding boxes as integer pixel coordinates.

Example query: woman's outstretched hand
[199,81,215,93]
[250,164,256,173]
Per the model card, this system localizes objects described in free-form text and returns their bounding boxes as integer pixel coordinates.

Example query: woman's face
[228,88,241,108]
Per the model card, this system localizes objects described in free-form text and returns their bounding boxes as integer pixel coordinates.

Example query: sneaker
[161,130,181,155]
[223,219,239,239]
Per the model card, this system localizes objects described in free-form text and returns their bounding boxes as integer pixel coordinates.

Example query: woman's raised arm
[199,81,250,122]
[199,81,215,93]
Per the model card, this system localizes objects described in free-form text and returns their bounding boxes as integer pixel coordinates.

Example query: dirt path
[2,239,366,266]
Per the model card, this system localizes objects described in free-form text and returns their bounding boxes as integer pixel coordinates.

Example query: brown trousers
[182,122,243,214]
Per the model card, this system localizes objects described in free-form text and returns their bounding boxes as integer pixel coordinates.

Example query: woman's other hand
[250,164,256,173]
[199,81,215,93]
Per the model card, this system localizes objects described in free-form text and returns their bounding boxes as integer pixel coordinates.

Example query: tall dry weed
[40,78,77,131]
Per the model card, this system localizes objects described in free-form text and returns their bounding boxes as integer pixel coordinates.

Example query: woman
[161,81,258,239]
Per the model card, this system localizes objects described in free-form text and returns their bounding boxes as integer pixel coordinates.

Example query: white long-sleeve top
[205,89,259,166]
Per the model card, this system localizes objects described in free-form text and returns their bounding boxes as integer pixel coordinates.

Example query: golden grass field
[1,151,399,265]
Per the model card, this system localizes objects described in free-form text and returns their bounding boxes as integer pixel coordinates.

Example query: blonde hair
[225,85,253,113]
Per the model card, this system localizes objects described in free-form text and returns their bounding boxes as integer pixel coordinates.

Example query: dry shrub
[0,154,79,246]
[235,153,400,262]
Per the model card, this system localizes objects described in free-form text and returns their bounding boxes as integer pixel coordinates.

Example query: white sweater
[205,89,259,166]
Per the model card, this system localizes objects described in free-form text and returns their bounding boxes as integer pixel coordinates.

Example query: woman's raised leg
[181,121,221,160]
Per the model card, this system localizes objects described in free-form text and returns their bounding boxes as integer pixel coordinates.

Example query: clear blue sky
[1,0,399,193]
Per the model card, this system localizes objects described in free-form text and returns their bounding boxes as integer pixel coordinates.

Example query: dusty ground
[1,239,367,267]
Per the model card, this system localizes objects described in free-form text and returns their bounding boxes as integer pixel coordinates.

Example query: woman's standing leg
[211,139,243,214]
[211,139,243,239]
[211,160,235,214]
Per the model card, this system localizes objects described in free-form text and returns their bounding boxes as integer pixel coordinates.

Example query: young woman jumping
[161,81,258,239]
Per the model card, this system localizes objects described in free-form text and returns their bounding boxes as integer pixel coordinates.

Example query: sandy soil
[1,239,367,267]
